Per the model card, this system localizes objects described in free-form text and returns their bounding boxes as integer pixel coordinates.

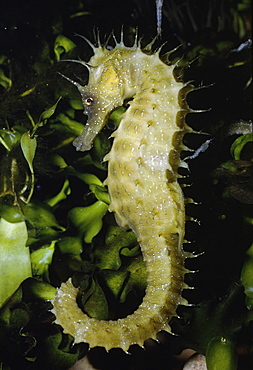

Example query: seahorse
[52,32,193,352]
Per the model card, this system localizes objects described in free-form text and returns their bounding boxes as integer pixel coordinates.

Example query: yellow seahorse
[52,33,193,352]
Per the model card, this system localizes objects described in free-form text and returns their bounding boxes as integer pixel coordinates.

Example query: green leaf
[93,235,123,270]
[23,202,65,244]
[81,277,109,320]
[57,236,83,255]
[119,256,147,303]
[93,226,138,270]
[69,98,84,110]
[9,307,30,330]
[220,161,239,173]
[0,67,12,90]
[20,132,37,165]
[22,278,56,301]
[49,154,68,168]
[28,99,62,138]
[30,332,79,370]
[206,336,238,370]
[76,172,103,186]
[70,11,92,18]
[30,241,56,276]
[241,243,253,299]
[54,35,76,61]
[68,201,108,244]
[109,106,126,127]
[230,133,253,160]
[39,97,62,122]
[20,132,37,202]
[101,269,129,299]
[50,112,84,135]
[0,125,27,151]
[89,184,110,204]
[0,204,25,223]
[46,179,71,207]
[90,132,111,170]
[65,166,103,186]
[120,244,141,257]
[0,56,12,90]
[0,286,22,325]
[179,283,245,354]
[24,202,64,231]
[0,219,31,307]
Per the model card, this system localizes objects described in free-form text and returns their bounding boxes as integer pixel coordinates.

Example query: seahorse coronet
[52,32,196,352]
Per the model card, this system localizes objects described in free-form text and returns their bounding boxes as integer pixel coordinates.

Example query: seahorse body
[52,36,192,352]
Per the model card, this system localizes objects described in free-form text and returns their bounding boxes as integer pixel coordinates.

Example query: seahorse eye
[84,97,94,106]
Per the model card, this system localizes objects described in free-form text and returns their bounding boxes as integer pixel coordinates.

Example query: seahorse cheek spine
[52,40,192,352]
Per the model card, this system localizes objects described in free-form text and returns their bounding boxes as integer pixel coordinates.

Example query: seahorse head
[72,47,129,151]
